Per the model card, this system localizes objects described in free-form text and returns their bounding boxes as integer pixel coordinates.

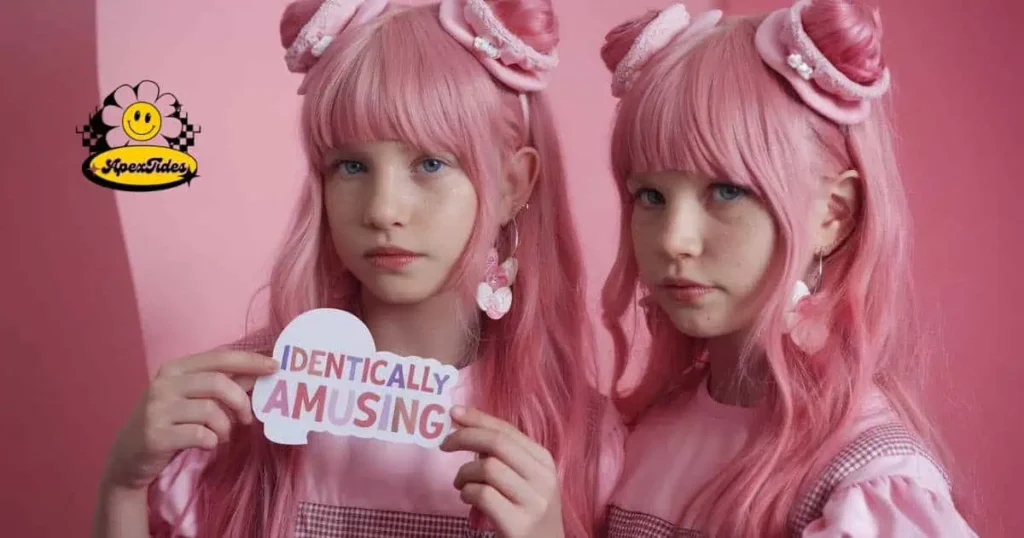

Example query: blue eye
[419,158,445,173]
[634,188,665,207]
[711,183,745,201]
[337,160,366,175]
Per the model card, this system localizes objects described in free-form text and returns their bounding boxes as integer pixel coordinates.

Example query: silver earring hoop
[507,217,520,258]
[811,251,824,293]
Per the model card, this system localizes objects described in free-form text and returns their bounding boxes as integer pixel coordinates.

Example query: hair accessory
[611,4,723,98]
[476,220,520,320]
[755,0,891,125]
[438,0,559,93]
[283,0,390,74]
[785,251,829,354]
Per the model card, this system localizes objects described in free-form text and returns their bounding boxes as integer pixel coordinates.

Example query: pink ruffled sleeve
[803,456,978,538]
[147,448,214,537]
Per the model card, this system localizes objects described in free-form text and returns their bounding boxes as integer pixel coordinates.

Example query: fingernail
[451,405,466,418]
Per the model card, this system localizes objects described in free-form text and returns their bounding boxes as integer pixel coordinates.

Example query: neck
[359,288,476,367]
[704,330,766,408]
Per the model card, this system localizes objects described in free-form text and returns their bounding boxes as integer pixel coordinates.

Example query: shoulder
[793,422,977,537]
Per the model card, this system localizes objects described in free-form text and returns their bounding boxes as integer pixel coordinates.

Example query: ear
[811,170,861,256]
[498,146,540,224]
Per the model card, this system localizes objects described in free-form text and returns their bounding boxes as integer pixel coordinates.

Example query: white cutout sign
[251,308,459,447]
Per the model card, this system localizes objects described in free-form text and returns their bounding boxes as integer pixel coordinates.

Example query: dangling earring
[785,250,829,354]
[476,215,521,320]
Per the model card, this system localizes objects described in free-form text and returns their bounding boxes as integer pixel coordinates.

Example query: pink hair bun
[600,10,660,75]
[602,4,723,98]
[280,0,389,74]
[438,0,560,92]
[756,0,890,125]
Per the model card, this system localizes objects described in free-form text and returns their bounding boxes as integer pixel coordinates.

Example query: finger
[232,374,261,394]
[158,351,278,378]
[454,457,535,506]
[459,483,520,531]
[174,372,255,425]
[450,406,554,469]
[157,424,219,452]
[168,399,234,443]
[441,427,547,484]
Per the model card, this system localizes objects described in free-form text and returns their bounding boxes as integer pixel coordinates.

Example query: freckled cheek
[705,215,762,274]
[629,226,660,280]
[421,188,477,249]
[726,219,777,293]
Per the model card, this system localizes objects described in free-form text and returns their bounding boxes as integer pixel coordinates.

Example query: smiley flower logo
[100,81,183,147]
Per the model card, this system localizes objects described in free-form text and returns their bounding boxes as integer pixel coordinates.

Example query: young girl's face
[323,140,478,304]
[628,171,777,339]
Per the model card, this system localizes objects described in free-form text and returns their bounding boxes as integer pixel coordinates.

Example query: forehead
[332,140,413,154]
[325,140,460,162]
[628,170,713,186]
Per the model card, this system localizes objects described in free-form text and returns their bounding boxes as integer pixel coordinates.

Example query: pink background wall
[1,0,149,535]
[1,0,1019,536]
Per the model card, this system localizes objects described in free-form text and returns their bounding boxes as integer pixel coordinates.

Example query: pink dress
[604,377,977,537]
[149,360,626,537]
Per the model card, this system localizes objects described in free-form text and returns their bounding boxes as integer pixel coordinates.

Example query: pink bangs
[299,4,506,183]
[610,16,810,197]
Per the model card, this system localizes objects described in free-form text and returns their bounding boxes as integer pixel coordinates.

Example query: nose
[658,197,704,259]
[362,168,412,230]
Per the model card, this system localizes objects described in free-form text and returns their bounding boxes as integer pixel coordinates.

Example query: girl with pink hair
[598,0,977,536]
[91,1,624,537]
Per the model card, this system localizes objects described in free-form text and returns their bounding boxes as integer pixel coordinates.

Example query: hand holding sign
[251,309,460,447]
[102,350,278,492]
[441,407,566,538]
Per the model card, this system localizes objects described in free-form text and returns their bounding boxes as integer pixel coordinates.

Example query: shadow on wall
[0,0,149,535]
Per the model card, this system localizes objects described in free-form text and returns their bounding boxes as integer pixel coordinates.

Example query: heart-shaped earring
[476,282,513,320]
[477,247,518,320]
[477,217,521,320]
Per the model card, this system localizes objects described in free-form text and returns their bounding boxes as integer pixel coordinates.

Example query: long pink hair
[150,2,602,537]
[600,1,967,536]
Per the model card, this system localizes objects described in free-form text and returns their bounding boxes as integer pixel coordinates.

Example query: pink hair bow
[438,0,559,92]
[283,0,390,74]
[755,0,891,125]
[611,4,723,98]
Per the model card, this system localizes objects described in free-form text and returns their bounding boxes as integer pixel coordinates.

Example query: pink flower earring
[476,216,520,320]
[784,251,830,354]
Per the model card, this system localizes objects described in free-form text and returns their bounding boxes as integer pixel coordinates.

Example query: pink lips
[661,277,716,304]
[364,246,422,270]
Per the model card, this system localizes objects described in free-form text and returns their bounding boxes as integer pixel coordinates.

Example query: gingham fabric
[294,503,496,537]
[788,421,948,536]
[604,505,702,538]
[603,421,943,538]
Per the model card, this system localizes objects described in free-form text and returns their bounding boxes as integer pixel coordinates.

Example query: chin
[362,281,437,305]
[663,309,735,339]
[354,268,449,305]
